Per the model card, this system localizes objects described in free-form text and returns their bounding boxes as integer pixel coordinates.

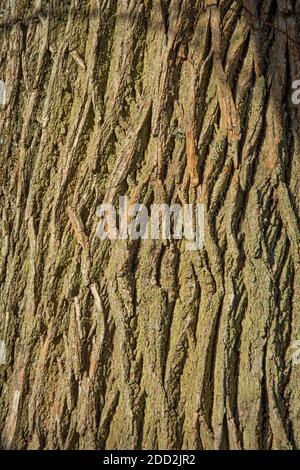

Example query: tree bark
[1,0,300,450]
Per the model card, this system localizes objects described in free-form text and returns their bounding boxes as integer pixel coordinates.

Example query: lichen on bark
[0,0,300,450]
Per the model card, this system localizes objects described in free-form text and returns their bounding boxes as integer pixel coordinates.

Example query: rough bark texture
[1,0,300,450]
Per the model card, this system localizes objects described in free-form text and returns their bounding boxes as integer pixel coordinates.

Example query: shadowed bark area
[1,0,300,450]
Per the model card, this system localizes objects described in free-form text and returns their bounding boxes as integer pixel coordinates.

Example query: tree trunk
[1,0,300,450]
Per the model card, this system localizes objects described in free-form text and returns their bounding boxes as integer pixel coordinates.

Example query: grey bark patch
[0,79,6,105]
[0,340,6,365]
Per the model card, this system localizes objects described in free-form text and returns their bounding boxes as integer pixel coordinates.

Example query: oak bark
[1,0,300,450]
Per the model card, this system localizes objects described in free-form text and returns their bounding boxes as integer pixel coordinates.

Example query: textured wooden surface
[1,0,300,450]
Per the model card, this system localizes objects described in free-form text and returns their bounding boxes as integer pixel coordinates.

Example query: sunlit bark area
[1,0,300,450]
